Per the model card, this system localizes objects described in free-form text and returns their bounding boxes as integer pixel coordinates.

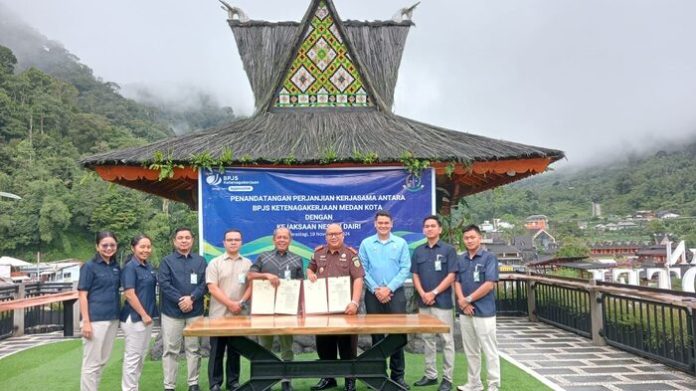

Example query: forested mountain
[2,7,694,262]
[465,141,696,244]
[0,12,237,263]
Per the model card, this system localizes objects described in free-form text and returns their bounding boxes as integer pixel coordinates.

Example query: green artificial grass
[0,339,549,390]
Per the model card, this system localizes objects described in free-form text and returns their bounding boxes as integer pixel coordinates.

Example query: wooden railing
[498,273,696,375]
[0,282,78,340]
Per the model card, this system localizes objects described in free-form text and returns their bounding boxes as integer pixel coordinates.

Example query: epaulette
[347,246,358,255]
[314,244,326,251]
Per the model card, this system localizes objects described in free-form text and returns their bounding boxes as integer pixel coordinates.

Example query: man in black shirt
[159,227,207,391]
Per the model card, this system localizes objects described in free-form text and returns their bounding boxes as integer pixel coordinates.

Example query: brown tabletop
[183,313,449,337]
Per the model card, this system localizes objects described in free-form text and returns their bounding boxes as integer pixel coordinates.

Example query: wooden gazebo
[81,0,563,210]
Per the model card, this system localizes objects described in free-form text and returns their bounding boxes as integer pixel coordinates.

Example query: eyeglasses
[100,243,117,249]
[326,232,343,237]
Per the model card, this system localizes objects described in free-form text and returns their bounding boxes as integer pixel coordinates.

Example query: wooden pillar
[526,280,537,322]
[70,281,80,337]
[588,283,606,346]
[13,282,25,337]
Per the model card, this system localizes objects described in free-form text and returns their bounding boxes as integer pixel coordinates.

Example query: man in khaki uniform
[307,223,364,391]
[206,229,252,391]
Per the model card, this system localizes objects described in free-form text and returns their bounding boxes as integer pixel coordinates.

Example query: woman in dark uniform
[120,234,158,391]
[78,231,121,391]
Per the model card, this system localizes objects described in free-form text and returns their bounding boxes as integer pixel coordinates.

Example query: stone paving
[0,319,694,391]
[497,317,696,391]
[0,331,66,359]
[0,326,161,360]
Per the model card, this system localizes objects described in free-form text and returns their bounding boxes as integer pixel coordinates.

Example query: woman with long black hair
[78,231,121,391]
[120,234,158,391]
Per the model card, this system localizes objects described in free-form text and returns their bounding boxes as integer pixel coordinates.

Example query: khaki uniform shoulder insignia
[314,244,326,252]
[352,255,361,268]
[347,246,358,255]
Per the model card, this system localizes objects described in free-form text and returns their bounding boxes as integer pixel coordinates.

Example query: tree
[556,237,590,258]
[0,45,17,76]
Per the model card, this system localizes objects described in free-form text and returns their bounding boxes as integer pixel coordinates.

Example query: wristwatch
[432,288,439,295]
[350,300,359,308]
[465,295,473,304]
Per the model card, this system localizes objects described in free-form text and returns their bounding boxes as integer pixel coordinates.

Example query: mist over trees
[0,11,239,263]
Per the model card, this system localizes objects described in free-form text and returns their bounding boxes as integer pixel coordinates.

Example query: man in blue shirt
[411,215,458,391]
[159,227,208,391]
[454,225,500,391]
[359,210,411,390]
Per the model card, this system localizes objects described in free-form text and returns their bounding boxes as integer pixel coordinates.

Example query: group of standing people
[79,228,207,391]
[78,211,500,391]
[78,232,160,391]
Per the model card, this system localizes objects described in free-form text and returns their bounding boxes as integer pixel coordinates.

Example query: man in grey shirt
[247,227,303,391]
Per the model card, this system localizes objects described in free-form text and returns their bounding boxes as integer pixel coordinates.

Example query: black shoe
[393,378,411,390]
[344,378,356,391]
[210,385,222,391]
[189,386,201,391]
[227,382,240,391]
[414,376,438,387]
[311,378,338,391]
[165,389,175,391]
[437,379,452,391]
[282,381,294,391]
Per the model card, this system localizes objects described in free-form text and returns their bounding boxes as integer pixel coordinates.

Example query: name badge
[434,254,443,272]
[190,273,198,285]
[284,268,291,280]
[473,264,480,283]
[238,273,246,284]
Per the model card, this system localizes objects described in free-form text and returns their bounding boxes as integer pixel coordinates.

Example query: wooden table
[184,314,448,391]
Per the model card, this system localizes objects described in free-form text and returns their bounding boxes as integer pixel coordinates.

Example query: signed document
[275,279,302,315]
[303,278,328,314]
[327,276,351,313]
[251,280,275,315]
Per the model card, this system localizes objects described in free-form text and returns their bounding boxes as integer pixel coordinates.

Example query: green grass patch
[0,339,549,390]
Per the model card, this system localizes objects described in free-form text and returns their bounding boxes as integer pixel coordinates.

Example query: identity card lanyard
[473,263,481,283]
[434,254,443,272]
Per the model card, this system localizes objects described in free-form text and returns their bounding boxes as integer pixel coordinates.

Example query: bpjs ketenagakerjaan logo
[206,173,223,186]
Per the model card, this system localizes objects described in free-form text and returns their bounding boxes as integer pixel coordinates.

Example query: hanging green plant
[190,151,217,172]
[281,153,297,165]
[445,162,456,178]
[239,154,254,165]
[148,150,183,181]
[399,151,430,178]
[320,146,338,164]
[217,148,234,171]
[352,150,379,164]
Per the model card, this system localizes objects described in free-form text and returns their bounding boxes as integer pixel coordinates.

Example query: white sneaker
[456,385,483,391]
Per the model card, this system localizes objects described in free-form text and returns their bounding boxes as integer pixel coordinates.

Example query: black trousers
[316,334,358,381]
[208,336,240,388]
[364,287,407,380]
[316,334,358,361]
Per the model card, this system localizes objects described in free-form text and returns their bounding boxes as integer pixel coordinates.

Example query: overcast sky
[3,0,696,167]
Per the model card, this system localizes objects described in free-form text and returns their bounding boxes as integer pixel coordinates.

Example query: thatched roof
[231,20,411,111]
[81,0,564,209]
[82,110,561,166]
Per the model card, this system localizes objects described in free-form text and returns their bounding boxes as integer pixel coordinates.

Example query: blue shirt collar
[425,239,441,249]
[464,247,485,260]
[372,233,395,244]
[129,256,149,267]
[174,250,192,259]
[92,254,113,265]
